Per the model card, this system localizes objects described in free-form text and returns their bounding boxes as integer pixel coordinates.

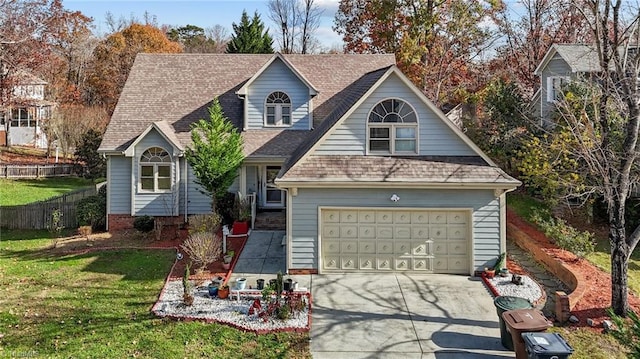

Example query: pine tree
[226,10,274,54]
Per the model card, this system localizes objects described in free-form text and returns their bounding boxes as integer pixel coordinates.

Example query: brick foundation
[108,214,185,231]
[288,269,318,275]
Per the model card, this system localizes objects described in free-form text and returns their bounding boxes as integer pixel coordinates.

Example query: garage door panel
[340,225,358,238]
[393,211,411,224]
[320,208,471,274]
[413,258,433,271]
[323,241,340,254]
[394,226,411,239]
[324,256,339,270]
[340,241,357,253]
[323,225,340,238]
[378,241,393,254]
[358,211,376,223]
[448,241,467,255]
[431,226,447,240]
[412,227,429,239]
[323,210,340,223]
[359,226,376,238]
[340,210,358,223]
[359,241,376,254]
[376,226,393,239]
[448,212,467,224]
[448,225,467,239]
[394,258,410,270]
[412,241,431,256]
[359,256,376,270]
[377,256,393,270]
[394,241,411,255]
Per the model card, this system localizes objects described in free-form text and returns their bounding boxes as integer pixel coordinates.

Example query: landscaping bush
[76,186,106,231]
[180,232,222,270]
[217,192,236,226]
[188,213,222,234]
[530,209,595,257]
[133,215,155,233]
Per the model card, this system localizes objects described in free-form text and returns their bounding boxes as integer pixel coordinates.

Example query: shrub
[180,232,222,270]
[217,192,236,225]
[76,188,106,231]
[133,215,155,233]
[188,213,222,234]
[530,209,595,258]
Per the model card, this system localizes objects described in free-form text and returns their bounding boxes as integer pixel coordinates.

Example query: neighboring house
[98,53,521,275]
[0,71,53,148]
[532,44,601,122]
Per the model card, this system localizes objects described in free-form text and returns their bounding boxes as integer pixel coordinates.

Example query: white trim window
[367,98,418,155]
[139,147,172,192]
[547,76,569,102]
[265,91,291,126]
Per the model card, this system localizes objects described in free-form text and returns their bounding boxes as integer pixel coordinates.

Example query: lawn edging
[507,221,588,311]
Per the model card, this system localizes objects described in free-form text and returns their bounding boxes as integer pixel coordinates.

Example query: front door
[263,166,285,208]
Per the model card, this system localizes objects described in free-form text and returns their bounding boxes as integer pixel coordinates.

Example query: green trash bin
[494,296,532,350]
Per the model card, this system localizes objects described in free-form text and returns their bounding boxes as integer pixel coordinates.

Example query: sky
[63,0,344,49]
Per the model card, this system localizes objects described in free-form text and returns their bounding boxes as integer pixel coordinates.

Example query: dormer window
[265,91,291,126]
[367,98,418,154]
[139,147,172,192]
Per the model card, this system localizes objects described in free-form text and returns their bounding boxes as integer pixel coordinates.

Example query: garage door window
[367,98,418,155]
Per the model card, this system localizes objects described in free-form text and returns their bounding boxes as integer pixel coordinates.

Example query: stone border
[507,222,588,311]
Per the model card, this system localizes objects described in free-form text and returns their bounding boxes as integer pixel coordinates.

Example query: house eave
[275,180,521,191]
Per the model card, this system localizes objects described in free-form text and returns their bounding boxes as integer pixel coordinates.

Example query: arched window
[367,98,418,154]
[139,147,172,192]
[265,91,291,126]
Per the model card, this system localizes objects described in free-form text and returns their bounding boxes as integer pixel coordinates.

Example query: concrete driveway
[307,273,515,359]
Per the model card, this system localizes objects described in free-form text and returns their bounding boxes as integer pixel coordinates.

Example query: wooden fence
[0,186,99,229]
[1,164,80,178]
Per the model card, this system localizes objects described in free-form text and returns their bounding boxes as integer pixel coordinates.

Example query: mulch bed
[507,209,640,329]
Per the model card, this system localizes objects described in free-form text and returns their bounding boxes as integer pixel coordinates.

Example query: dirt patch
[507,210,640,328]
[0,146,74,165]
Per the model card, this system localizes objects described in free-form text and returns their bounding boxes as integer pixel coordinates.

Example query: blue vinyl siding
[133,130,179,216]
[245,58,310,130]
[289,188,500,272]
[185,164,212,214]
[108,155,132,214]
[315,73,476,156]
[540,54,573,120]
[246,165,259,194]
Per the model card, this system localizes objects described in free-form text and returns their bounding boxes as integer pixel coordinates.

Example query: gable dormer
[236,53,318,131]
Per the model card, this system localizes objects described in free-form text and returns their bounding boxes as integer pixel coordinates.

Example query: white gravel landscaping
[486,274,544,304]
[152,280,310,332]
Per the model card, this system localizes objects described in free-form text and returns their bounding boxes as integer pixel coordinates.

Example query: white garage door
[320,208,471,274]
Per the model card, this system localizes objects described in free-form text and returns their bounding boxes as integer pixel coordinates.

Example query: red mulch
[507,209,640,328]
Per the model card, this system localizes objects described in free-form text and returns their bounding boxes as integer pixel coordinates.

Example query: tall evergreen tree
[226,10,274,54]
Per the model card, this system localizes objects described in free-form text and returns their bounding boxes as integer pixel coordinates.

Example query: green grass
[548,327,629,358]
[507,192,550,221]
[0,230,310,358]
[0,177,95,206]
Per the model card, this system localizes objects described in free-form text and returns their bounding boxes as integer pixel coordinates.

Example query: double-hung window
[265,91,291,126]
[367,98,418,155]
[139,147,172,192]
[547,76,569,102]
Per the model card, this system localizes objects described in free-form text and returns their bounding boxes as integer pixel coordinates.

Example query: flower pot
[484,269,496,279]
[257,278,265,290]
[236,277,247,290]
[284,278,293,291]
[208,285,218,297]
[218,287,229,299]
[232,221,249,235]
[222,262,231,270]
[223,254,233,264]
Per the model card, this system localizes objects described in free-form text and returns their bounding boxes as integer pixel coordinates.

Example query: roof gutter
[275,180,522,191]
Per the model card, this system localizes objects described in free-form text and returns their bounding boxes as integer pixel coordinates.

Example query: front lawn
[0,177,95,206]
[0,230,310,358]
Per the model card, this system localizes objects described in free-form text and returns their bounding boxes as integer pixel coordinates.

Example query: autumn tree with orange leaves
[334,0,501,105]
[87,23,182,114]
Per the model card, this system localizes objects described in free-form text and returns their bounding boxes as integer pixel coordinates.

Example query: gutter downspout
[184,158,188,223]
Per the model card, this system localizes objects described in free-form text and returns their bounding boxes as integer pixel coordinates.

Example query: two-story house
[0,71,53,148]
[98,53,520,275]
[532,44,602,122]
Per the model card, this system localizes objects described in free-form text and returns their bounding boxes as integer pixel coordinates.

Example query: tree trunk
[611,222,630,315]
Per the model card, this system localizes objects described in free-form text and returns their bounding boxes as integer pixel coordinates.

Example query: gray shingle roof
[278,155,520,186]
[553,44,601,72]
[242,129,311,158]
[99,53,396,153]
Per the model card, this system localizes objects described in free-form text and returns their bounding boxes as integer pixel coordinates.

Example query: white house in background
[99,53,521,275]
[0,71,53,148]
